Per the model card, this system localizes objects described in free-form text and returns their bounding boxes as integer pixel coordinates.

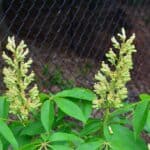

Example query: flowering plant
[0,29,149,150]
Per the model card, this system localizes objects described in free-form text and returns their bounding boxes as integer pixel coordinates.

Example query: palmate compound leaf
[144,111,150,133]
[140,94,150,101]
[20,121,45,136]
[77,139,104,150]
[133,100,150,138]
[41,100,54,132]
[105,124,147,150]
[19,140,41,150]
[80,119,102,136]
[0,120,18,149]
[50,144,73,150]
[49,132,84,143]
[39,93,50,102]
[140,94,150,133]
[0,139,3,150]
[79,101,92,121]
[54,88,97,101]
[0,96,9,119]
[54,97,86,123]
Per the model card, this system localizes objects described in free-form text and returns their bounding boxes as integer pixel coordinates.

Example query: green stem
[105,144,109,150]
[17,114,30,126]
[103,108,110,136]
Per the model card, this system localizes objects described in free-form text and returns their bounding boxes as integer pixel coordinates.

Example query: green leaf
[144,111,150,133]
[0,96,9,119]
[79,102,92,121]
[80,119,101,136]
[105,125,147,150]
[140,93,150,101]
[54,88,96,101]
[56,109,65,122]
[0,139,3,150]
[110,103,134,118]
[0,120,18,149]
[50,145,73,150]
[133,100,150,138]
[39,93,50,102]
[77,140,104,150]
[20,140,41,150]
[0,136,9,150]
[9,123,31,147]
[55,98,86,123]
[21,121,44,136]
[41,100,55,132]
[110,116,130,126]
[49,132,84,144]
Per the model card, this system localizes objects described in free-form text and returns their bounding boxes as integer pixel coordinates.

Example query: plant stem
[103,108,110,136]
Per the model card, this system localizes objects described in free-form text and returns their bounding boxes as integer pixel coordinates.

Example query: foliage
[0,29,149,150]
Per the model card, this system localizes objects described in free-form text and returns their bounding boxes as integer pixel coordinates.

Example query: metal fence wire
[0,0,150,98]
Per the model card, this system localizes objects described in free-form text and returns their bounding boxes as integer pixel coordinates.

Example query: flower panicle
[93,28,136,109]
[2,36,41,121]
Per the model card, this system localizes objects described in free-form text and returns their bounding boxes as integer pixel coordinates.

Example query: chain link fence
[0,0,150,99]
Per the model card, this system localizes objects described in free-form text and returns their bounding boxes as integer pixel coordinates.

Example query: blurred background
[0,0,149,100]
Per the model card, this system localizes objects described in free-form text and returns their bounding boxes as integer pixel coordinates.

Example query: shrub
[0,29,149,150]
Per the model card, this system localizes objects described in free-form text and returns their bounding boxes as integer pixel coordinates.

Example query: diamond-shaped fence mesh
[0,0,149,99]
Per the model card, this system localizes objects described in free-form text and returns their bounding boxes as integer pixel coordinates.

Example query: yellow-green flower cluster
[93,28,136,109]
[2,36,41,120]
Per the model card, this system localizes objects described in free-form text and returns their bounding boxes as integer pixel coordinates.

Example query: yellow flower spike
[93,28,136,109]
[2,36,41,121]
